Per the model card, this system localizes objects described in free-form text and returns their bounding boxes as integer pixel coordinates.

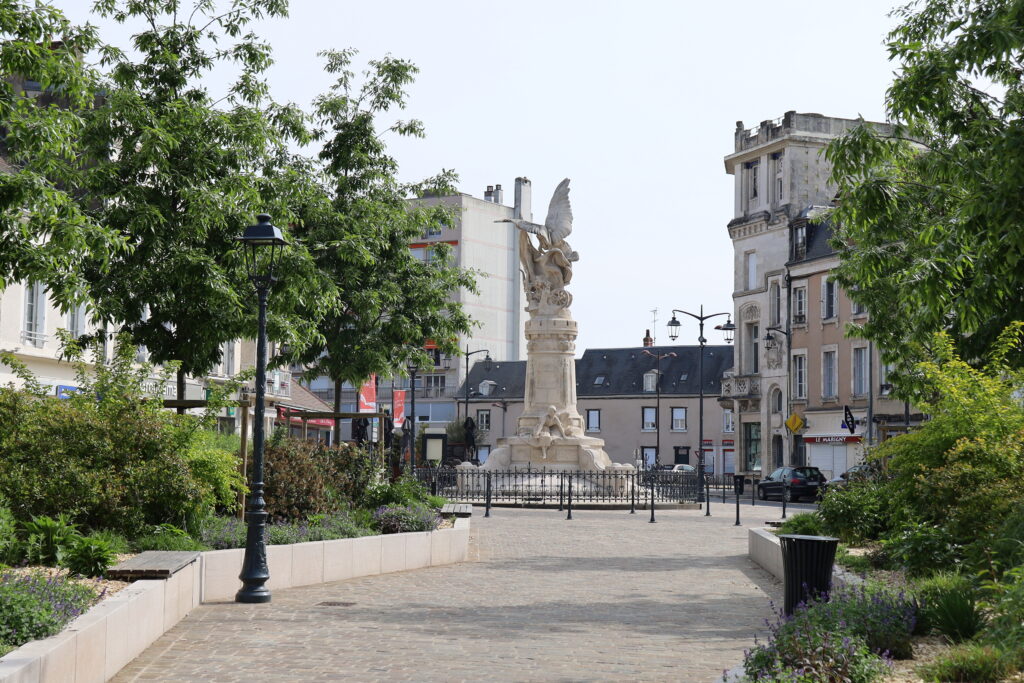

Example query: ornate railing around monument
[414,468,700,505]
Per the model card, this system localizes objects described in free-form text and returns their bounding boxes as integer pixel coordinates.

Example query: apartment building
[719,111,900,478]
[462,337,734,470]
[307,178,531,431]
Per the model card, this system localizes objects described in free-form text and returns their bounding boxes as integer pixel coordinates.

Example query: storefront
[804,434,862,479]
[276,406,334,443]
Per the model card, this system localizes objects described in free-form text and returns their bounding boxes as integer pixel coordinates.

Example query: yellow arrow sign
[785,412,805,433]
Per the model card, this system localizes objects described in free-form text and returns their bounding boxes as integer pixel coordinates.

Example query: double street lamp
[667,306,734,515]
[236,214,287,604]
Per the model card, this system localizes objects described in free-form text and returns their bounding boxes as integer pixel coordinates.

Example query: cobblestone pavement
[114,507,781,682]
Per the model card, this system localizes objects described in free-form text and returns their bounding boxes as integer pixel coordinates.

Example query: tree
[826,0,1024,391]
[292,49,476,429]
[76,0,333,401]
[0,1,122,307]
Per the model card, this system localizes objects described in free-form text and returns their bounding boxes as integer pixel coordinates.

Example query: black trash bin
[778,534,839,615]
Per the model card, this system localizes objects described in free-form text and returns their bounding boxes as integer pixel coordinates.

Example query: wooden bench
[440,503,473,518]
[106,551,200,581]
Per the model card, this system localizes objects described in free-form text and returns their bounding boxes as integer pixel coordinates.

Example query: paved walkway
[114,507,781,682]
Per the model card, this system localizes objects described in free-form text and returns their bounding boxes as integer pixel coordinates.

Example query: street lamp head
[715,316,736,344]
[237,214,288,285]
[483,354,493,372]
[763,332,778,350]
[666,315,681,341]
[442,354,452,370]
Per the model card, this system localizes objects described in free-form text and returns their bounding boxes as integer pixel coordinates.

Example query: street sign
[785,412,804,433]
[843,405,856,435]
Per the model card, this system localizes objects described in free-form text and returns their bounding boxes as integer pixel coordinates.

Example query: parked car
[670,464,696,473]
[826,463,875,488]
[757,466,827,502]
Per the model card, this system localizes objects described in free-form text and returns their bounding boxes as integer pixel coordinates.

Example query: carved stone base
[480,434,627,472]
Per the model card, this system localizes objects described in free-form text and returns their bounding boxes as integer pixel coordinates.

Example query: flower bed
[0,569,106,658]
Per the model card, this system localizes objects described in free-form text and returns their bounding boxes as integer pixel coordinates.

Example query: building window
[593,375,605,385]
[748,161,759,200]
[744,422,762,471]
[823,350,837,399]
[822,277,838,319]
[744,251,758,290]
[747,324,759,374]
[424,224,443,237]
[23,282,46,347]
[793,287,807,324]
[774,152,784,202]
[643,370,658,392]
[853,347,868,397]
[66,303,86,340]
[793,354,807,399]
[671,407,687,431]
[852,297,866,316]
[793,224,807,260]
[642,407,657,431]
[880,363,894,395]
[219,341,235,376]
[586,409,601,432]
[723,409,735,433]
[769,282,780,325]
[425,374,446,397]
[771,388,783,413]
[476,409,491,431]
[642,446,657,469]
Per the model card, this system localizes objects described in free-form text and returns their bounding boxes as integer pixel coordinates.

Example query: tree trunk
[176,367,186,414]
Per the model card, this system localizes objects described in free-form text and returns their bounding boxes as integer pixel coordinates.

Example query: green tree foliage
[0,1,122,304]
[293,49,476,415]
[826,0,1024,380]
[77,0,334,399]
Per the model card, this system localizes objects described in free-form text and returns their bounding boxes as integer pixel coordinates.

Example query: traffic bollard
[558,474,564,512]
[566,475,573,520]
[485,473,492,518]
[649,477,656,523]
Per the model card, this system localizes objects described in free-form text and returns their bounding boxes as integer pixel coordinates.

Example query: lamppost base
[235,586,271,603]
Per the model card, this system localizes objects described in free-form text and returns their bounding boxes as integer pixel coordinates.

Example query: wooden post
[302,417,308,441]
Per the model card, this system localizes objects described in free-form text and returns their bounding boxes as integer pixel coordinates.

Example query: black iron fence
[414,467,700,505]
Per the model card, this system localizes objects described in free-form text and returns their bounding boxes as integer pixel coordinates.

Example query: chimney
[643,329,654,347]
[514,177,532,220]
[484,185,494,202]
[493,183,503,204]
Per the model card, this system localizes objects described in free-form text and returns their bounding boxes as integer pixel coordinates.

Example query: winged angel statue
[496,178,579,315]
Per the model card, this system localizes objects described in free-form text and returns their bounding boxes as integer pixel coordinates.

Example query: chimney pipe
[514,177,532,220]
[484,185,494,202]
[643,329,654,347]
[493,183,503,204]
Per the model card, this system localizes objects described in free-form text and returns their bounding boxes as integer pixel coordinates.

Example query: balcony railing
[20,330,48,348]
[266,370,291,398]
[721,373,760,400]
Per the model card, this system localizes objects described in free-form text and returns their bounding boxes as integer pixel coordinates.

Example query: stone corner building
[720,111,922,480]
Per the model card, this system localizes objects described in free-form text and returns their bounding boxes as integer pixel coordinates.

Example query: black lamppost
[667,306,734,516]
[462,345,492,421]
[406,359,418,473]
[642,349,677,469]
[236,214,287,604]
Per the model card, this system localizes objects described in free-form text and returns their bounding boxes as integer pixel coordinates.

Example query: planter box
[0,521,471,683]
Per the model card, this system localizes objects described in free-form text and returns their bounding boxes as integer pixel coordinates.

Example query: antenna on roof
[650,308,658,345]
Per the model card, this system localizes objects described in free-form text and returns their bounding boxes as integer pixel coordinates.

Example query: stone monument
[478,179,629,473]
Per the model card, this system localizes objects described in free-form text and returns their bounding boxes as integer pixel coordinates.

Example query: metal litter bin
[778,534,839,615]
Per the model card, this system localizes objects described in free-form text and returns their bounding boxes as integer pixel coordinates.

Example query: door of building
[809,443,847,480]
[772,434,784,468]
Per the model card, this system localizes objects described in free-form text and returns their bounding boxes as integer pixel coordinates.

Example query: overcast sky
[62,0,901,353]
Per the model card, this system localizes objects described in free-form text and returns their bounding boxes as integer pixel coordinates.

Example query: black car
[757,466,827,502]
[827,463,875,488]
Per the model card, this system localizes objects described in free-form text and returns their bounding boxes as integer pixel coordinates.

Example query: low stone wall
[0,518,470,683]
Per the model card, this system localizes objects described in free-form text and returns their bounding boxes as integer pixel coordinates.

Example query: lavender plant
[372,504,440,534]
[0,569,102,650]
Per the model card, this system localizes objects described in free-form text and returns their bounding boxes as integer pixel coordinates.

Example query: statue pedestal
[480,314,626,472]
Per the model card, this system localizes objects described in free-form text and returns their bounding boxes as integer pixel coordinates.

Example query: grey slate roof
[460,345,734,400]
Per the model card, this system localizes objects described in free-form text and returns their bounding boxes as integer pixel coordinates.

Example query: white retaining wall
[0,518,470,683]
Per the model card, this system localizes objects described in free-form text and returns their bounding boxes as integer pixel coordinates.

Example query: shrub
[132,524,208,552]
[199,516,248,550]
[817,480,893,544]
[0,569,101,648]
[21,515,81,566]
[0,504,18,565]
[183,429,245,518]
[989,503,1024,572]
[983,565,1024,649]
[363,474,436,510]
[0,340,245,536]
[62,537,116,578]
[775,512,825,537]
[884,521,961,577]
[914,572,984,642]
[372,504,440,534]
[199,512,373,550]
[917,643,1012,683]
[85,530,131,555]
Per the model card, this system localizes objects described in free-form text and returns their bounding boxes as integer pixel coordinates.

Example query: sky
[60,0,902,353]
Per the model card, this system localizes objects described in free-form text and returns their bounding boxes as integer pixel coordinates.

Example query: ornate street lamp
[763,326,788,350]
[462,345,491,422]
[235,214,287,604]
[667,306,734,515]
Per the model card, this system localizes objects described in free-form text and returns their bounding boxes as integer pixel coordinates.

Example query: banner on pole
[358,375,377,413]
[392,390,406,427]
